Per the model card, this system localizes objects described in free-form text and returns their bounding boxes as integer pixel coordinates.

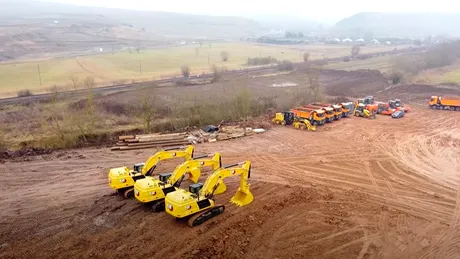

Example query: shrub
[277,60,294,71]
[181,65,190,78]
[389,71,404,85]
[220,51,229,62]
[303,52,310,62]
[17,89,33,97]
[342,56,351,62]
[246,56,278,66]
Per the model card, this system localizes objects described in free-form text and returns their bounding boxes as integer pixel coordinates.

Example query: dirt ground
[1,100,460,258]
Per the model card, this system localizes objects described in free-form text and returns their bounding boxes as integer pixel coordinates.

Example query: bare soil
[1,99,460,258]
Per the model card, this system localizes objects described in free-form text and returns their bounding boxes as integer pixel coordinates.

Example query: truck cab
[331,105,343,120]
[429,96,440,106]
[321,107,335,123]
[340,102,354,117]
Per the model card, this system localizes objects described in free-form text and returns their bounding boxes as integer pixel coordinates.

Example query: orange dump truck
[429,96,460,111]
[314,103,343,120]
[302,105,334,123]
[291,108,326,126]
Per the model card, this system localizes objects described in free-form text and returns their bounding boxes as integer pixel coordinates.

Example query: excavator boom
[167,153,222,186]
[133,152,222,205]
[200,161,253,206]
[142,145,195,176]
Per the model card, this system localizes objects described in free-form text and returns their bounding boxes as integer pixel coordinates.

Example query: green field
[0,42,407,97]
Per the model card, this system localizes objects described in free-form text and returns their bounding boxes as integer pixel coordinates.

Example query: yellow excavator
[165,161,253,227]
[108,145,194,198]
[134,152,223,212]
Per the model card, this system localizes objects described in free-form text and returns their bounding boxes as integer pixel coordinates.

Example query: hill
[334,12,460,38]
[0,0,263,60]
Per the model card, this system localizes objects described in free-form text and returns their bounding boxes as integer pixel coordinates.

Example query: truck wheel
[450,107,456,111]
[436,106,441,110]
[355,112,360,117]
[429,105,435,109]
[457,107,460,111]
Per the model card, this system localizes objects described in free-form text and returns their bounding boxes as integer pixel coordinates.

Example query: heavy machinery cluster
[108,145,253,227]
[272,102,354,131]
[272,96,410,130]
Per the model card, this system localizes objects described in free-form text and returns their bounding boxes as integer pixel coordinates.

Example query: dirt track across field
[1,104,460,259]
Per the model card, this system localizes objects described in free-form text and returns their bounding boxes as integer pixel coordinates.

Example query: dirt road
[1,105,460,259]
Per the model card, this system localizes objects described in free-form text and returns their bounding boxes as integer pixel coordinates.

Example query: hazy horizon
[42,0,460,24]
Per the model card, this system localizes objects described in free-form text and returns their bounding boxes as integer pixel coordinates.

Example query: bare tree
[135,42,141,53]
[139,94,155,133]
[82,76,97,130]
[351,45,361,58]
[195,47,199,58]
[83,76,95,89]
[70,75,80,90]
[307,68,321,101]
[303,52,310,62]
[49,89,65,141]
[181,65,190,78]
[220,51,229,62]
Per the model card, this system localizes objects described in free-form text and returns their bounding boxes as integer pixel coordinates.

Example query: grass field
[325,55,394,72]
[0,42,408,97]
[410,60,460,84]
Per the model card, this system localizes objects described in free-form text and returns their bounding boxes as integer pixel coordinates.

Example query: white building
[355,38,365,42]
[372,39,380,44]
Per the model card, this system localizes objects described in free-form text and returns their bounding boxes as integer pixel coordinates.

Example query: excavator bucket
[187,167,201,183]
[214,181,227,195]
[230,187,254,206]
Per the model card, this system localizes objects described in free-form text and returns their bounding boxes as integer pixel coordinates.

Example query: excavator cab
[389,100,397,109]
[133,163,145,173]
[364,96,374,105]
[189,183,204,195]
[159,173,172,182]
[394,99,402,107]
[358,99,364,104]
[273,111,294,125]
[282,111,295,125]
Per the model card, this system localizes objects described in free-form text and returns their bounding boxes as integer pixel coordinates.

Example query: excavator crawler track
[123,188,134,199]
[188,205,225,227]
[151,200,165,212]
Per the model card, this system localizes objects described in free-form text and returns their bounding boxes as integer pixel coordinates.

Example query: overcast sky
[44,0,460,23]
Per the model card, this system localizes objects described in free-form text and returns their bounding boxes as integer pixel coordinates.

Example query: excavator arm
[200,161,253,206]
[167,153,222,187]
[141,145,194,176]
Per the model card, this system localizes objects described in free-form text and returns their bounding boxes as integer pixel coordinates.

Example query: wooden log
[126,139,189,147]
[118,135,135,141]
[113,141,191,151]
